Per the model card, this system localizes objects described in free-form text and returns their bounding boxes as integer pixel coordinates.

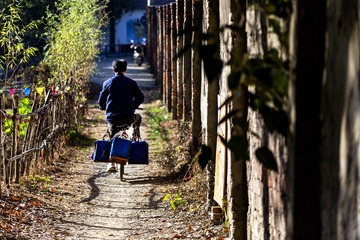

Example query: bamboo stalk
[21,92,38,176]
[0,97,2,197]
[25,93,40,176]
[12,95,20,183]
[1,96,9,187]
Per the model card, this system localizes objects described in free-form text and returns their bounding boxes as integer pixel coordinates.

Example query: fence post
[162,5,168,106]
[1,96,9,187]
[183,0,193,121]
[151,7,158,75]
[44,96,52,166]
[176,0,185,120]
[191,0,203,155]
[166,5,172,112]
[12,95,20,183]
[33,91,51,171]
[0,97,2,196]
[21,92,38,176]
[50,96,58,162]
[157,7,161,89]
[171,3,178,119]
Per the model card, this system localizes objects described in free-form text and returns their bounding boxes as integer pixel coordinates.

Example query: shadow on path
[79,172,107,203]
[126,175,167,185]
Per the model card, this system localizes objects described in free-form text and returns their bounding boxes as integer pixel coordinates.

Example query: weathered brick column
[202,0,220,210]
[183,0,192,121]
[171,3,178,119]
[161,5,167,101]
[156,6,164,88]
[191,0,203,155]
[165,4,172,112]
[176,0,184,120]
[147,6,157,75]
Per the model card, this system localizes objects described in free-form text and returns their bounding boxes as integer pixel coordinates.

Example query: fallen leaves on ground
[0,191,57,239]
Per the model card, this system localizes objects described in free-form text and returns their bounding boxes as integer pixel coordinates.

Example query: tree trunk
[202,0,220,210]
[227,0,248,239]
[176,0,184,119]
[1,97,9,187]
[287,0,326,239]
[321,1,360,239]
[171,4,178,119]
[156,7,164,89]
[166,5,172,112]
[162,6,167,103]
[12,95,20,183]
[183,0,192,121]
[191,0,203,156]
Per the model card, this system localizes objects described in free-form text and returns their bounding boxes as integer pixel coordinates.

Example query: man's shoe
[106,165,117,173]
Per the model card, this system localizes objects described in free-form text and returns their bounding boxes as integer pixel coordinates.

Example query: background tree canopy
[107,0,136,19]
[106,0,136,52]
[1,0,57,65]
[1,0,136,55]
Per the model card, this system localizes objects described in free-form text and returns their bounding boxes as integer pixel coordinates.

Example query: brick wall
[246,8,288,240]
[148,1,360,239]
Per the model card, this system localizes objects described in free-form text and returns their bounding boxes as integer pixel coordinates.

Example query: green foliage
[66,126,94,147]
[248,0,292,55]
[27,175,51,191]
[4,113,13,136]
[145,105,170,142]
[19,97,32,115]
[43,0,107,91]
[19,0,57,23]
[18,97,32,136]
[29,175,51,185]
[4,97,32,137]
[243,49,289,136]
[198,0,292,172]
[248,0,292,19]
[163,193,188,211]
[0,1,40,85]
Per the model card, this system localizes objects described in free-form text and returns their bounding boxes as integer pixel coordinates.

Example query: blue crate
[128,140,149,164]
[109,137,132,164]
[91,140,111,162]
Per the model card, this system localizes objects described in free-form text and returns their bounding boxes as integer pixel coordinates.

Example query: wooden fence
[147,1,289,239]
[147,1,199,154]
[0,87,83,195]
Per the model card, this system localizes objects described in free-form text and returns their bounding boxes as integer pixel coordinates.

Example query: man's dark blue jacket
[98,73,144,124]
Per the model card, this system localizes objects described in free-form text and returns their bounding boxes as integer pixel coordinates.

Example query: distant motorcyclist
[130,40,144,66]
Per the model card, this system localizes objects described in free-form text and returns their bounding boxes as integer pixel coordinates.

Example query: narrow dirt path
[55,137,181,240]
[35,57,228,240]
[56,57,176,239]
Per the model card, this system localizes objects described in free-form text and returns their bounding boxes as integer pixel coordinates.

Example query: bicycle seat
[116,124,129,131]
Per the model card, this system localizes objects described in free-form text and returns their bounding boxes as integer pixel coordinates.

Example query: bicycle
[107,124,141,181]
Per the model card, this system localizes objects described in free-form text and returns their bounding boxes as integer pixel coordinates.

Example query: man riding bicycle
[98,59,144,173]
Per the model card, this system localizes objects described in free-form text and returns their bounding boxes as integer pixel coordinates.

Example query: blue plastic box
[91,140,111,162]
[129,140,149,164]
[109,137,132,164]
